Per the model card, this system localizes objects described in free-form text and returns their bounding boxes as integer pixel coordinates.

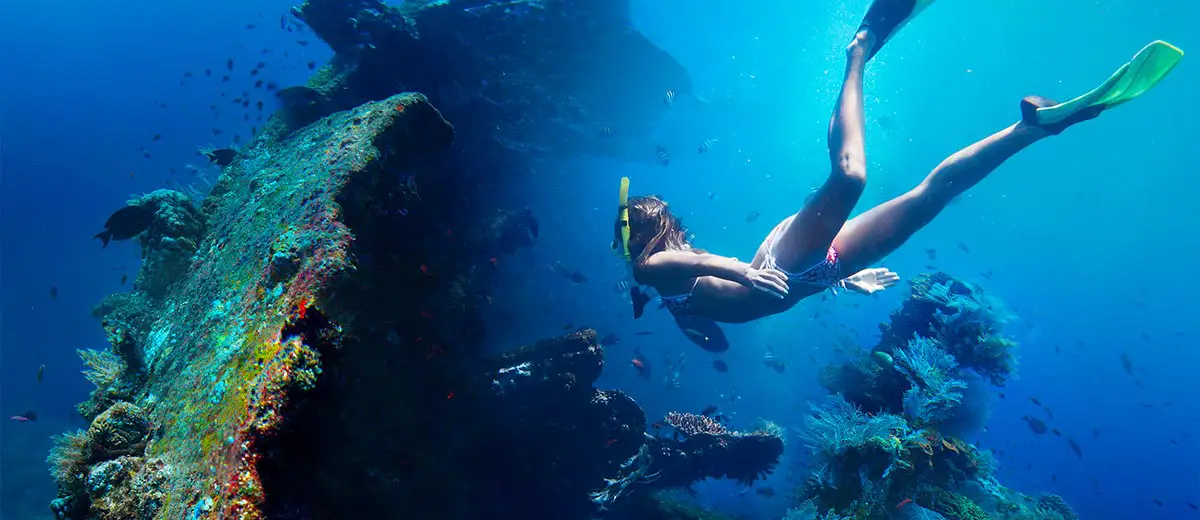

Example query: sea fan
[78,348,124,390]
[800,395,909,463]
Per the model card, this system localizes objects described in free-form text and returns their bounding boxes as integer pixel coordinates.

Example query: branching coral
[48,429,92,486]
[892,337,966,426]
[916,276,1018,386]
[932,489,989,520]
[79,349,124,390]
[76,349,137,420]
[800,395,909,464]
[784,499,854,520]
[589,442,660,511]
[664,411,727,437]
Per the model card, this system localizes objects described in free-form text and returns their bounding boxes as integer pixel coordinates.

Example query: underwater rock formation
[46,2,719,519]
[290,0,692,169]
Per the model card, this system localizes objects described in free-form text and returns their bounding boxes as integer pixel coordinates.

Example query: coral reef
[793,272,1078,520]
[130,190,206,300]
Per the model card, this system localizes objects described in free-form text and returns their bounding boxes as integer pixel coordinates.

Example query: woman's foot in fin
[1020,95,1104,135]
[857,0,920,60]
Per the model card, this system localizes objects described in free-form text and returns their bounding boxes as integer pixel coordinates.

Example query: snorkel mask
[611,177,632,260]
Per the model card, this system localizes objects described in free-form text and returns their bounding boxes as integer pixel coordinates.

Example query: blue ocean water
[1,1,1196,519]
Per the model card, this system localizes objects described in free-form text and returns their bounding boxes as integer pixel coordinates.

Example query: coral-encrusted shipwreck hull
[52,1,780,519]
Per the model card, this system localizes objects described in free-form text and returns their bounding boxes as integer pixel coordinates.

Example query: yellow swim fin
[1032,40,1183,129]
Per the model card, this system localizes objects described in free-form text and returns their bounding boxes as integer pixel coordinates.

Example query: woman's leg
[754,32,874,272]
[833,121,1051,274]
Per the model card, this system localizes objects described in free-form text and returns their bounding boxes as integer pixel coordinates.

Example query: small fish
[655,145,670,166]
[662,88,676,105]
[1051,428,1061,437]
[896,499,913,510]
[1120,352,1134,375]
[1187,502,1197,511]
[598,126,613,138]
[255,79,264,88]
[614,280,631,293]
[925,248,937,260]
[245,23,255,29]
[202,148,238,167]
[221,75,230,82]
[151,133,162,142]
[700,405,718,417]
[250,68,260,76]
[1021,415,1048,435]
[226,57,234,70]
[1029,396,1042,407]
[120,273,128,285]
[37,364,45,383]
[50,286,58,299]
[697,139,717,154]
[9,416,31,423]
[562,323,573,331]
[256,100,264,111]
[1065,434,1084,456]
[712,360,728,373]
[956,241,970,253]
[631,287,651,319]
[631,356,650,378]
[205,68,211,76]
[746,211,761,223]
[307,61,316,70]
[296,39,309,46]
[754,487,776,497]
[1152,499,1163,507]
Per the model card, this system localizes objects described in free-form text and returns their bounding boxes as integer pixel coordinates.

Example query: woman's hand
[744,267,790,299]
[842,267,900,295]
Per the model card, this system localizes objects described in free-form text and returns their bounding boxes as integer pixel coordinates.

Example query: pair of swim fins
[859,0,1183,132]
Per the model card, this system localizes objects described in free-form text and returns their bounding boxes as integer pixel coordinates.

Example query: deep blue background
[3,1,1197,519]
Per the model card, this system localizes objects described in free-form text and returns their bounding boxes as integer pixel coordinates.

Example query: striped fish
[662,88,676,106]
[655,145,670,166]
[698,138,717,154]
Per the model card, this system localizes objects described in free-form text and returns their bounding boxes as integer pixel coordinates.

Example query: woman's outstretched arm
[640,252,789,299]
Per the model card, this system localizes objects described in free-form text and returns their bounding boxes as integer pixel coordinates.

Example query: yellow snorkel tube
[612,177,632,260]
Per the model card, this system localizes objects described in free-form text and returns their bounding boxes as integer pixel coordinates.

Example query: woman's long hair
[623,195,699,265]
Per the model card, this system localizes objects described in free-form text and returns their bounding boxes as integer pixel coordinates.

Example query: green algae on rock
[49,93,454,520]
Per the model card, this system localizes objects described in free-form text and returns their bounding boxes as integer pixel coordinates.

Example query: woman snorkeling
[614,0,1182,351]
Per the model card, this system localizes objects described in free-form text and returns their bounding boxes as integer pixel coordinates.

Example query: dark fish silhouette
[49,286,58,299]
[120,273,128,285]
[203,148,238,167]
[37,364,45,383]
[1120,352,1134,375]
[712,359,728,373]
[1021,415,1048,435]
[95,205,155,247]
[1067,437,1083,458]
[700,405,717,416]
